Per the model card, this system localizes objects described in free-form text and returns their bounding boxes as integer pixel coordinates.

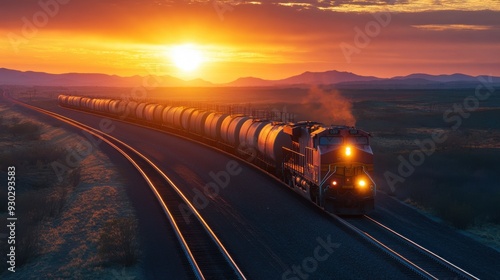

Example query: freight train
[58,94,376,215]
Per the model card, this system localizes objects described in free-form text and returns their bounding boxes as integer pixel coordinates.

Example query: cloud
[0,0,499,80]
[411,24,495,31]
[263,0,500,12]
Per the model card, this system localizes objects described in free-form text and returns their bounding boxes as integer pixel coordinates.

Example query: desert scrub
[18,168,80,221]
[0,103,142,279]
[400,149,500,230]
[0,142,66,169]
[98,217,139,266]
[0,117,80,272]
[0,169,80,271]
[8,121,41,140]
[0,117,41,141]
[0,142,68,191]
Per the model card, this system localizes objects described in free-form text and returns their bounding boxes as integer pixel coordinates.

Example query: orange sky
[1,0,499,83]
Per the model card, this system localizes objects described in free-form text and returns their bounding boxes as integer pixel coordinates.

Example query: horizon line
[2,67,499,85]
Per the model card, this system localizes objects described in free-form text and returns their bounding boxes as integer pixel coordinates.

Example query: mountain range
[1,68,499,88]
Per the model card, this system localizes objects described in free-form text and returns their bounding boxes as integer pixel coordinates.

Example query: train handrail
[318,165,337,207]
[362,165,377,196]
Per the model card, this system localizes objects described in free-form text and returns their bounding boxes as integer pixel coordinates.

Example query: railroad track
[8,92,481,279]
[334,214,479,280]
[8,95,246,280]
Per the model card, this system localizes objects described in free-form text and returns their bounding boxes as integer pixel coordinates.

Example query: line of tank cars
[58,94,376,214]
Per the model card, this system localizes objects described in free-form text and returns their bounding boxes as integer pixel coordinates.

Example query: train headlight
[345,146,351,156]
[331,180,337,187]
[358,179,367,189]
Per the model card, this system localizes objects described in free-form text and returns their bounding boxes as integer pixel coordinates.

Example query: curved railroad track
[7,94,246,280]
[334,214,479,280]
[7,92,484,279]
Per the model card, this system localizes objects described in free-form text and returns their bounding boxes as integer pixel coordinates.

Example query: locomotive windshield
[346,136,369,145]
[320,136,369,146]
[319,136,343,145]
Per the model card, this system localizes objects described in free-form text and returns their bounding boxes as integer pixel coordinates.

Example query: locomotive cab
[283,123,375,215]
[318,128,375,215]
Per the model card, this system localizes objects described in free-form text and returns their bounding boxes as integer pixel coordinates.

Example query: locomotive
[58,94,375,215]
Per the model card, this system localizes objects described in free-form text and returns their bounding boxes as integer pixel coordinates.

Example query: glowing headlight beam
[345,146,351,156]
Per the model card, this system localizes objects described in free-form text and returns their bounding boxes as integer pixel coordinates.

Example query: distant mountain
[391,73,479,83]
[0,68,213,87]
[1,67,499,88]
[277,70,380,85]
[337,74,500,89]
[225,70,380,87]
[225,70,500,88]
[228,77,271,87]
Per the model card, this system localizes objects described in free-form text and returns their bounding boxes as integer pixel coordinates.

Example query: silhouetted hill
[392,73,478,83]
[228,77,271,87]
[337,75,500,89]
[1,68,499,88]
[0,68,213,87]
[278,70,380,85]
[225,70,380,87]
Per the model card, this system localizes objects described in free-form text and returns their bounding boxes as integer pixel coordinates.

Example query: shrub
[0,142,66,171]
[8,121,41,140]
[434,198,476,229]
[98,217,139,266]
[15,214,41,266]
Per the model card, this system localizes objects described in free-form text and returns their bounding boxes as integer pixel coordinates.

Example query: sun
[169,44,203,72]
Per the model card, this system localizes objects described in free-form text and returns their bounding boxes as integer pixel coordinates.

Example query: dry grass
[8,121,41,140]
[0,117,41,141]
[0,142,66,171]
[0,103,141,278]
[467,223,500,251]
[359,93,500,232]
[14,216,40,267]
[98,217,139,266]
[2,168,81,269]
[36,184,139,278]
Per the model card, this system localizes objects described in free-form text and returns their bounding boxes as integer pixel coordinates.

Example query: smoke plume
[301,86,356,126]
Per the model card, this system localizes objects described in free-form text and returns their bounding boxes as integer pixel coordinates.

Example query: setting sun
[169,44,203,72]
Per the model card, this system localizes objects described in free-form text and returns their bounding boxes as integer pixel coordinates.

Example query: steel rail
[330,214,439,279]
[7,94,246,280]
[364,215,479,280]
[332,212,479,280]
